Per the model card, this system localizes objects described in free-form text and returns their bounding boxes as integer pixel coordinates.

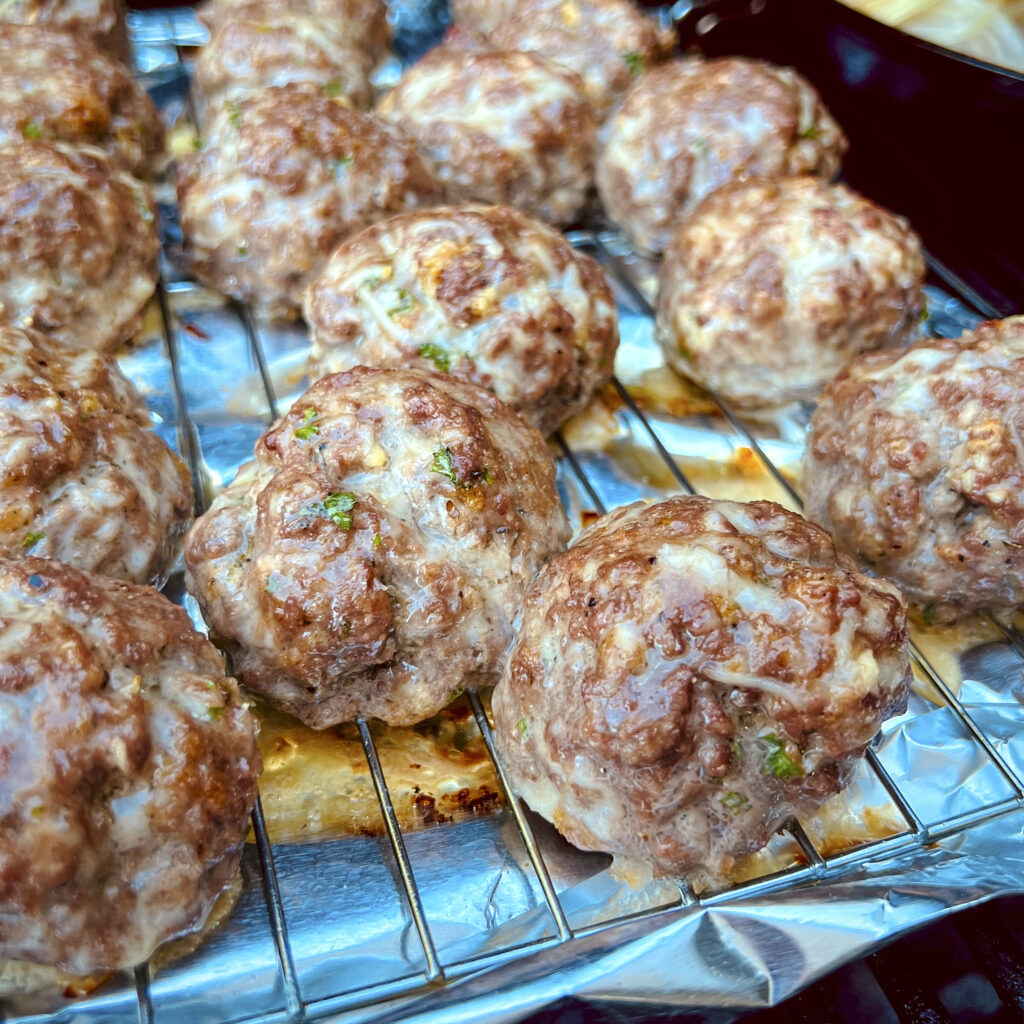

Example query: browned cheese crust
[305,204,619,435]
[655,176,925,409]
[455,0,675,122]
[492,496,910,880]
[0,142,161,351]
[596,56,847,254]
[804,316,1024,622]
[184,367,570,728]
[177,86,440,315]
[0,327,192,585]
[0,0,128,59]
[198,0,390,63]
[377,46,597,226]
[0,558,261,974]
[0,24,165,177]
[194,12,375,112]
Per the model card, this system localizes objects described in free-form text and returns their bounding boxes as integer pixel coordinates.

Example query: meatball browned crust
[455,0,675,122]
[178,86,439,314]
[492,496,911,880]
[377,46,597,226]
[194,12,375,112]
[0,142,161,351]
[0,24,165,177]
[596,56,847,254]
[656,176,925,409]
[0,327,192,585]
[804,317,1024,622]
[305,204,618,436]
[0,558,261,974]
[185,367,569,728]
[0,0,127,58]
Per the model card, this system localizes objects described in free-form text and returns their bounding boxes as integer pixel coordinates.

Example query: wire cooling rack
[5,8,1024,1024]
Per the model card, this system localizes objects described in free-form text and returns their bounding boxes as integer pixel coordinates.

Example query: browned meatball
[305,204,619,435]
[0,558,261,974]
[0,326,192,585]
[455,0,675,122]
[0,0,127,58]
[804,317,1024,622]
[185,367,569,728]
[377,46,597,226]
[177,86,439,315]
[596,56,847,254]
[0,24,165,177]
[0,142,161,351]
[492,496,910,881]
[656,176,925,409]
[198,0,390,63]
[194,12,375,112]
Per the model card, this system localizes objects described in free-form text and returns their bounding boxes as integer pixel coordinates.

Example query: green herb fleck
[720,790,750,816]
[293,407,319,440]
[31,804,45,818]
[446,689,463,705]
[329,155,353,176]
[418,342,451,373]
[729,738,742,762]
[386,288,416,318]
[431,445,459,485]
[23,121,43,140]
[192,134,204,150]
[921,603,936,626]
[227,101,242,129]
[22,531,45,548]
[798,125,819,140]
[515,717,528,738]
[761,734,804,780]
[208,705,227,721]
[323,491,357,530]
[372,532,382,548]
[324,79,344,97]
[237,240,249,256]
[918,295,930,325]
[623,50,645,76]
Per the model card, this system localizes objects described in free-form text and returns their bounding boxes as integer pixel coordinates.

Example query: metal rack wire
[5,12,1024,1024]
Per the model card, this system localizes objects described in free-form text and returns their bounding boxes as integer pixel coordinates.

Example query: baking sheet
[4,5,1024,1023]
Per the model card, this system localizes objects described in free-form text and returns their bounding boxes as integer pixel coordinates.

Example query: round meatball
[596,56,847,254]
[0,24,165,177]
[655,176,925,409]
[457,0,675,122]
[0,141,161,351]
[0,326,192,585]
[804,317,1024,622]
[178,86,439,315]
[492,496,910,881]
[198,0,390,63]
[0,0,128,59]
[194,12,375,112]
[305,204,619,436]
[377,46,597,226]
[185,367,569,728]
[0,558,261,974]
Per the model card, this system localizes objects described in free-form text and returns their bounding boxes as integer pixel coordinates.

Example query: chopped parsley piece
[446,688,463,705]
[22,531,45,548]
[921,603,936,626]
[329,155,353,176]
[386,288,416,318]
[324,79,344,97]
[31,804,45,818]
[227,101,242,129]
[293,407,319,440]
[431,446,459,485]
[208,705,227,721]
[798,125,819,140]
[22,121,42,140]
[418,342,450,373]
[192,134,204,150]
[322,491,357,530]
[515,717,528,738]
[720,791,750,815]
[237,240,249,256]
[623,51,645,76]
[372,532,382,548]
[761,734,804,780]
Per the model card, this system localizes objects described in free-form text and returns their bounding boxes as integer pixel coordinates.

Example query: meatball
[596,56,847,254]
[492,496,910,880]
[185,366,569,728]
[0,141,161,351]
[0,0,128,58]
[0,558,261,974]
[455,0,675,122]
[198,0,390,63]
[0,326,192,585]
[804,317,1024,622]
[194,12,375,112]
[655,176,925,409]
[305,204,619,435]
[0,24,165,177]
[377,46,597,226]
[178,86,439,315]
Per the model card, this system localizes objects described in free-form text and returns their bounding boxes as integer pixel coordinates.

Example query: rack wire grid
[6,9,1024,1024]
